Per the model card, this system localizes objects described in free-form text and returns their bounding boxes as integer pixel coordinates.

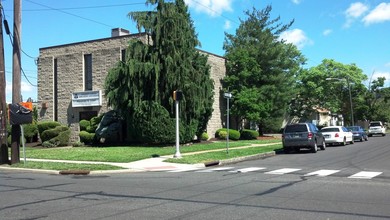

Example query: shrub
[200,132,209,141]
[72,141,85,147]
[49,129,71,146]
[40,125,69,143]
[215,128,240,140]
[79,131,95,144]
[240,129,259,140]
[218,130,228,140]
[37,121,61,137]
[79,120,90,131]
[42,140,60,148]
[22,123,38,143]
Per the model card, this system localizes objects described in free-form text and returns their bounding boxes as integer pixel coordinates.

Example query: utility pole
[0,1,9,164]
[11,0,21,164]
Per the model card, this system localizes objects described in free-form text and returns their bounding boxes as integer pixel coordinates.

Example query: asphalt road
[1,135,390,220]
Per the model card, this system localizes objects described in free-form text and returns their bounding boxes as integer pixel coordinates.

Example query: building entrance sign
[72,90,102,107]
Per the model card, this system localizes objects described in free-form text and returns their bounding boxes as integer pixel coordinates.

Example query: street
[1,136,390,219]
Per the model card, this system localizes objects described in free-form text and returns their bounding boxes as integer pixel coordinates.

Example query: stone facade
[38,32,226,142]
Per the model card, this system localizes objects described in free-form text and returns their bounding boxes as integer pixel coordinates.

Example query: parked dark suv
[282,123,326,153]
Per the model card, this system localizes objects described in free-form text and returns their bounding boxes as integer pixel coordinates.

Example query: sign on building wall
[72,90,102,107]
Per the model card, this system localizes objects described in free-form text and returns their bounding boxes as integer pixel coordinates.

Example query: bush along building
[37,28,226,143]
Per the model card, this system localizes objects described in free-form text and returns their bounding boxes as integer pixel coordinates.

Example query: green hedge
[79,131,95,144]
[240,129,259,140]
[37,121,61,137]
[79,120,90,131]
[40,125,69,143]
[22,123,38,143]
[215,128,240,140]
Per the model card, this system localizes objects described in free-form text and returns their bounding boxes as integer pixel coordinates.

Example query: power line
[22,2,146,11]
[24,0,114,28]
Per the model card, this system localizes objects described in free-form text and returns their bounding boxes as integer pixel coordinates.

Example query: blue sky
[2,0,390,103]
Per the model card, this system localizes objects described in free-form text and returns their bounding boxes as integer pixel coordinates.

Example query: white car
[368,121,386,137]
[321,126,354,146]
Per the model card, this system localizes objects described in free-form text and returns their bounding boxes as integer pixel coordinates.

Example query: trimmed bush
[50,129,71,146]
[40,125,69,143]
[240,129,259,140]
[215,128,240,140]
[218,131,228,140]
[22,123,38,143]
[200,132,209,141]
[79,131,95,144]
[79,120,90,131]
[37,121,61,137]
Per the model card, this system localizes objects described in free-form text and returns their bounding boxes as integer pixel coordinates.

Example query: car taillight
[335,133,339,137]
[308,132,313,139]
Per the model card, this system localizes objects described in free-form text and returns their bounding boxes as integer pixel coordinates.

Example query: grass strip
[21,139,281,163]
[165,144,282,164]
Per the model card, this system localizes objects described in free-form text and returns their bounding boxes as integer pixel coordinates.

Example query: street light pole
[224,92,232,154]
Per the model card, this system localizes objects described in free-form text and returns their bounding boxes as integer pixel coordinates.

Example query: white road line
[265,168,301,175]
[168,168,203,172]
[196,167,235,172]
[348,171,383,179]
[304,170,340,177]
[229,167,266,173]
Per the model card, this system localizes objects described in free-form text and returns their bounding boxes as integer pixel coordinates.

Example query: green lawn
[20,139,281,163]
[5,139,282,171]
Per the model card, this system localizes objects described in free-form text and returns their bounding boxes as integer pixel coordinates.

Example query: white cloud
[322,29,332,36]
[279,29,313,49]
[371,71,390,85]
[224,20,231,30]
[291,0,302,5]
[5,80,36,102]
[344,2,369,28]
[185,0,233,17]
[362,3,390,25]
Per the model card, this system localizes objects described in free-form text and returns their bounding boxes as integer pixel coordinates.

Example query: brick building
[37,28,226,142]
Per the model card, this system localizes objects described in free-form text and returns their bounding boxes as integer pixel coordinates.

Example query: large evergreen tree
[223,6,306,134]
[104,0,214,144]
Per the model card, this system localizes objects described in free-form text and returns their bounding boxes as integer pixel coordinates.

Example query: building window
[121,49,126,62]
[54,58,58,121]
[84,54,92,91]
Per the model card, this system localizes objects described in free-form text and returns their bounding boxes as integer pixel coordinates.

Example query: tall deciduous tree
[104,0,214,143]
[223,5,305,134]
[290,59,367,126]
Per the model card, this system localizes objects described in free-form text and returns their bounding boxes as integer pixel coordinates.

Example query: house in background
[37,28,226,142]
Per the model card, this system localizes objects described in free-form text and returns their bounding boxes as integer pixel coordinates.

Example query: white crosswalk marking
[265,168,301,175]
[196,167,235,172]
[348,171,383,179]
[304,170,340,177]
[229,167,266,173]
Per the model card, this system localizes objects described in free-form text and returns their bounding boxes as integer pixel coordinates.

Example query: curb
[203,151,276,167]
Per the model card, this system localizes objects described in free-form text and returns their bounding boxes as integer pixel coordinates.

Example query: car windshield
[321,128,339,132]
[370,123,381,127]
[285,124,307,133]
[347,127,359,131]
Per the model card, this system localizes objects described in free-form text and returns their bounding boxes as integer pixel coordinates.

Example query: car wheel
[382,133,386,136]
[368,134,372,137]
[284,147,291,154]
[350,138,354,144]
[365,136,368,141]
[341,137,347,146]
[320,140,326,151]
[311,142,318,153]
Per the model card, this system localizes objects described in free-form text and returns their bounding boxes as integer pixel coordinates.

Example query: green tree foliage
[104,0,214,144]
[223,5,305,134]
[365,77,390,122]
[290,59,367,125]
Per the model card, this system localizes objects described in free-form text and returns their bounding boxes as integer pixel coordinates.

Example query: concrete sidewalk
[0,143,279,175]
